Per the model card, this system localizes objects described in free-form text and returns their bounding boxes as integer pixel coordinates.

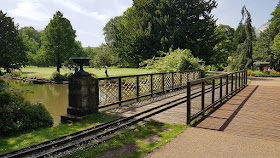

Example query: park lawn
[0,113,121,155]
[20,66,157,79]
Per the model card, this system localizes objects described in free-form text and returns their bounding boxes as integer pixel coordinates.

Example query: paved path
[146,77,280,158]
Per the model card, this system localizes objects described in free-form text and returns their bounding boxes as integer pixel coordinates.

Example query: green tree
[253,2,280,70]
[74,41,87,57]
[19,27,42,65]
[212,24,236,67]
[234,6,254,69]
[40,11,76,72]
[19,27,42,44]
[104,0,218,67]
[89,44,119,68]
[0,10,27,73]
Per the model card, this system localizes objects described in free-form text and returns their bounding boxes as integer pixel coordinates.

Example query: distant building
[256,21,271,37]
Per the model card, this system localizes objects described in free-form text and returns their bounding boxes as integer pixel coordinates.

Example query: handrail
[98,69,201,108]
[97,69,200,80]
[186,70,248,125]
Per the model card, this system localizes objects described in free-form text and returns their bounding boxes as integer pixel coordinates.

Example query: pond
[8,81,68,126]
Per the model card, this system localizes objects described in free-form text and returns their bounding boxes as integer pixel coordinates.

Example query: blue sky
[0,0,279,47]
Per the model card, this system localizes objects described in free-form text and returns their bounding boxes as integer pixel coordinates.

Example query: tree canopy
[104,0,218,67]
[233,6,254,69]
[0,10,27,72]
[40,11,76,72]
[253,2,280,70]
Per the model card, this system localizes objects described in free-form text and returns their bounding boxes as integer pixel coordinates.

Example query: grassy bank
[18,66,157,79]
[0,113,121,154]
[0,113,186,157]
[63,120,186,158]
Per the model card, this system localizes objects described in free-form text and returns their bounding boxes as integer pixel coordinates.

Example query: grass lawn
[0,113,121,154]
[63,120,186,158]
[19,66,157,79]
[0,113,186,158]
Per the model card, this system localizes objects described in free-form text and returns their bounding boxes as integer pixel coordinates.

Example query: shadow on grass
[64,120,186,158]
[0,113,121,155]
[22,72,36,75]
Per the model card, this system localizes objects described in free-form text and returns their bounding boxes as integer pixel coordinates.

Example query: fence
[186,70,247,125]
[98,70,201,109]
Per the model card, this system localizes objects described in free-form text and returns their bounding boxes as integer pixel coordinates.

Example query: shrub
[247,70,255,76]
[51,72,73,82]
[4,71,22,78]
[143,49,203,72]
[0,91,53,136]
[63,72,73,80]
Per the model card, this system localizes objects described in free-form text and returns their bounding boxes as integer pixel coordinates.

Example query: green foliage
[51,72,73,82]
[212,24,236,66]
[104,0,218,67]
[0,89,53,136]
[89,44,120,68]
[4,71,23,78]
[0,10,28,71]
[231,6,254,70]
[74,41,87,57]
[247,70,280,77]
[253,3,280,71]
[19,27,42,65]
[40,11,76,72]
[144,49,202,72]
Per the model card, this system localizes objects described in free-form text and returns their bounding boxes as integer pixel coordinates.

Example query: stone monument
[61,57,99,123]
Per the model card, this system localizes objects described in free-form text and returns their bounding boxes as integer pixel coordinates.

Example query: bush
[4,71,22,78]
[0,90,53,136]
[63,72,73,80]
[51,72,73,82]
[247,70,280,77]
[143,49,203,72]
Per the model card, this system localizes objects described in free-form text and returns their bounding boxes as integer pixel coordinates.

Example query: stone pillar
[61,74,99,123]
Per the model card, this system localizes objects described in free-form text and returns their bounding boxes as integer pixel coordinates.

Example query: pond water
[8,81,68,126]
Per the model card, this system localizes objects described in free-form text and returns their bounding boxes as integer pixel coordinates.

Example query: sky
[0,0,279,47]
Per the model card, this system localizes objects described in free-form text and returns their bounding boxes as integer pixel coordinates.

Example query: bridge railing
[186,70,247,125]
[98,70,201,109]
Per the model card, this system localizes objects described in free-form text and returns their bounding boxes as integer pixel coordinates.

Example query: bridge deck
[197,77,280,142]
[107,77,280,142]
[106,82,230,124]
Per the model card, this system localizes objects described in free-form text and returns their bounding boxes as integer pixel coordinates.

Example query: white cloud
[57,0,109,23]
[9,0,49,21]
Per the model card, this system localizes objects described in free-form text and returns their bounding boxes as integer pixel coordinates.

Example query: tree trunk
[57,66,60,72]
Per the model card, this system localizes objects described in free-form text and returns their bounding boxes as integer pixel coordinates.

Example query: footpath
[146,77,280,158]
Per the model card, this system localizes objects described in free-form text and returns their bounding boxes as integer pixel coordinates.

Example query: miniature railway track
[0,82,230,158]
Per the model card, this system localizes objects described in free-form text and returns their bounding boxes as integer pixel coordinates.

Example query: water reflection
[9,81,68,126]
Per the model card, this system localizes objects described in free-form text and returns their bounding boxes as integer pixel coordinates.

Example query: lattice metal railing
[98,70,201,108]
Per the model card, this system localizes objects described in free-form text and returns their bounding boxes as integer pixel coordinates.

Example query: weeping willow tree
[236,6,253,69]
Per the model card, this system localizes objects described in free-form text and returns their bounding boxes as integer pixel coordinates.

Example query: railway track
[0,81,231,158]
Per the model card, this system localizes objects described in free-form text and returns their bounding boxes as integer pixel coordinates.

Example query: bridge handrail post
[118,77,122,106]
[220,76,223,105]
[150,74,153,97]
[201,81,205,115]
[212,79,215,104]
[226,75,229,97]
[238,72,241,90]
[187,81,191,125]
[235,72,237,91]
[162,73,165,92]
[136,76,139,101]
